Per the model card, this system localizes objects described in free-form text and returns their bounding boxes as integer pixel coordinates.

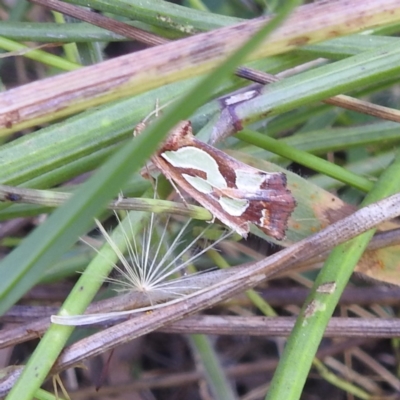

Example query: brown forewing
[152,121,296,239]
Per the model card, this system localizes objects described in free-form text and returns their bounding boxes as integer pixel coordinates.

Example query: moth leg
[140,162,158,179]
[206,215,216,224]
[168,178,189,206]
[114,191,125,206]
[139,163,158,193]
[154,98,160,117]
[141,162,189,206]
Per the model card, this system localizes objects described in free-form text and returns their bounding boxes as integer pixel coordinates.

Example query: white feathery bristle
[52,212,230,326]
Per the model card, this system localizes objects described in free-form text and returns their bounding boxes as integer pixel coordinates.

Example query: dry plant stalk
[1,0,399,133]
[2,194,400,394]
[47,193,400,372]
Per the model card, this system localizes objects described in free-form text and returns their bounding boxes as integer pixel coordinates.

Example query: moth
[139,120,296,240]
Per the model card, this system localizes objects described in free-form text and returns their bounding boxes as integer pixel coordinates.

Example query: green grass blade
[265,154,400,400]
[235,129,374,192]
[0,36,81,70]
[280,121,400,155]
[0,20,182,42]
[233,42,400,126]
[63,0,241,31]
[3,1,399,135]
[4,3,300,399]
[189,334,238,400]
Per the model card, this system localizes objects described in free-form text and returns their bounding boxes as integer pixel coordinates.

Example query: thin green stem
[208,248,277,316]
[312,359,370,399]
[265,154,400,399]
[0,185,211,220]
[0,36,81,70]
[52,12,80,64]
[236,129,374,192]
[4,3,300,398]
[189,334,238,400]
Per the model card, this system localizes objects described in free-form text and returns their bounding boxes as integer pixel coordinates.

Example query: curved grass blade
[265,155,400,400]
[4,3,301,399]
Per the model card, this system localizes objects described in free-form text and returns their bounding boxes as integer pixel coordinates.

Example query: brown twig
[42,193,400,372]
[0,184,211,220]
[0,315,386,396]
[2,223,400,348]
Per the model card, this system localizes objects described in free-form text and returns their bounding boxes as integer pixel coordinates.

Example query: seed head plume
[51,211,230,326]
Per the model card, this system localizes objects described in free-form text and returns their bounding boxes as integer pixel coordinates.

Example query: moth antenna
[133,98,177,137]
[154,98,160,118]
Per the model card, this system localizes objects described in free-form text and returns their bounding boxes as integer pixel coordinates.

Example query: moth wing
[150,155,250,237]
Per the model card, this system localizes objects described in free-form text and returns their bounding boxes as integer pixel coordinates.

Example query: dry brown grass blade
[42,194,400,370]
[236,66,400,124]
[1,0,400,134]
[0,337,366,398]
[2,226,400,350]
[0,311,396,394]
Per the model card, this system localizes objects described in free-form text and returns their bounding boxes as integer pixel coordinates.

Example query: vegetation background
[1,0,400,399]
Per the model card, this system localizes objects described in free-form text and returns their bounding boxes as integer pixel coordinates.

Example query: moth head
[165,120,195,146]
